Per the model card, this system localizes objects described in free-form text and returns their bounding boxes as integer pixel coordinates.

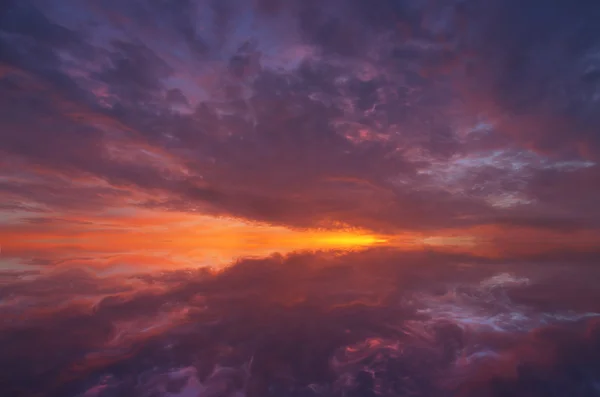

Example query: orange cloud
[1,208,395,272]
[4,206,599,275]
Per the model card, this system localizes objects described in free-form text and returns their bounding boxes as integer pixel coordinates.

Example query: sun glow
[1,209,391,272]
[315,233,389,247]
[7,208,528,275]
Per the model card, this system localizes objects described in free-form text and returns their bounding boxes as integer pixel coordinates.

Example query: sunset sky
[2,1,600,397]
[2,0,600,275]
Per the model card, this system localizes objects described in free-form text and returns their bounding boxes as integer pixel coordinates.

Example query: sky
[2,0,600,274]
[2,1,600,396]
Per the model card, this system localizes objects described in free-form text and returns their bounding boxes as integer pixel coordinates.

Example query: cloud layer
[1,0,599,240]
[1,250,600,396]
[2,3,600,395]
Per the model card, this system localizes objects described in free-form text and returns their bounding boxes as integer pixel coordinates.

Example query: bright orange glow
[4,207,596,275]
[0,208,392,272]
[310,234,388,247]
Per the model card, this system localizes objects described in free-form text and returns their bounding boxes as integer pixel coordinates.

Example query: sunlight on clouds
[420,236,477,247]
[6,207,596,275]
[315,234,389,246]
[0,209,392,272]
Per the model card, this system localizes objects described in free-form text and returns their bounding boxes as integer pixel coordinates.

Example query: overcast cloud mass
[1,0,600,396]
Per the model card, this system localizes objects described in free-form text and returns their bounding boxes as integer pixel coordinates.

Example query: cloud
[1,2,600,396]
[1,250,599,396]
[1,0,600,240]
[458,0,600,158]
[95,40,174,103]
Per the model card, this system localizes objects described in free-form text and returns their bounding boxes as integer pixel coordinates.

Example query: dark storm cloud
[96,40,174,104]
[0,0,86,51]
[165,88,189,106]
[256,0,417,57]
[460,0,600,158]
[0,0,95,102]
[1,0,600,234]
[1,250,600,397]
